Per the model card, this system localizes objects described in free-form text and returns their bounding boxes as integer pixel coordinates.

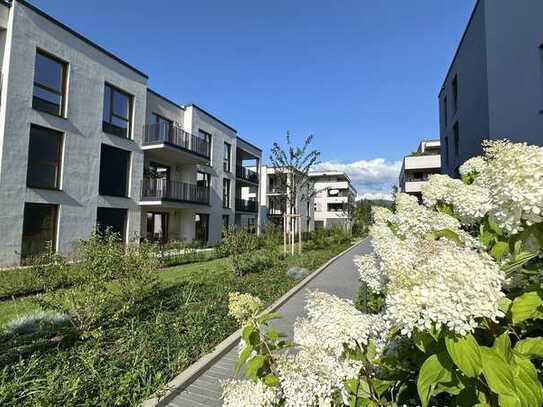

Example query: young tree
[269,133,320,254]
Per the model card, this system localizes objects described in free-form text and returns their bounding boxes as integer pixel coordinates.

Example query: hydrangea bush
[222,140,543,406]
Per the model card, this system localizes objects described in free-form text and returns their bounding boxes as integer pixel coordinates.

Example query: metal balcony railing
[143,123,210,158]
[142,178,209,204]
[236,198,258,213]
[236,165,259,183]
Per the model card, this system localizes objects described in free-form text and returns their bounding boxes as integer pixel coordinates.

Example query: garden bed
[0,240,353,406]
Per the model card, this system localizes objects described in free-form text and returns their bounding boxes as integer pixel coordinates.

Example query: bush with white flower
[222,140,543,407]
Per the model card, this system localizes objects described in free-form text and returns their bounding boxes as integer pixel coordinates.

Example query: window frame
[98,143,131,198]
[198,129,212,160]
[26,124,64,190]
[443,95,448,127]
[102,83,134,139]
[453,122,460,158]
[223,142,231,172]
[96,207,128,242]
[21,202,59,261]
[223,177,231,209]
[197,171,210,189]
[452,75,458,113]
[32,49,68,117]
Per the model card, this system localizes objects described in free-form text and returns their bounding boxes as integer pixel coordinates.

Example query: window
[153,113,172,141]
[247,217,256,234]
[27,125,63,189]
[21,203,58,261]
[222,214,229,237]
[146,212,168,242]
[197,171,210,189]
[443,95,448,127]
[198,129,212,158]
[99,144,130,197]
[223,142,231,172]
[453,122,460,157]
[96,207,127,241]
[223,178,231,208]
[444,136,450,167]
[452,75,458,113]
[33,50,67,116]
[103,84,132,138]
[195,213,209,244]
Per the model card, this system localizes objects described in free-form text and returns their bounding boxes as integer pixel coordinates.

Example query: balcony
[236,165,259,184]
[236,198,258,213]
[141,178,209,205]
[142,123,210,163]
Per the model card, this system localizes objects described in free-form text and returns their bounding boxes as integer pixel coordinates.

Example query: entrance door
[195,213,209,245]
[146,212,169,243]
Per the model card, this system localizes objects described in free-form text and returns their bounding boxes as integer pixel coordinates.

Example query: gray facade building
[439,0,543,176]
[0,0,261,267]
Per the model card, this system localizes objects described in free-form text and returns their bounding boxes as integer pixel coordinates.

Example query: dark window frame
[98,144,131,198]
[223,142,231,172]
[198,129,212,159]
[444,136,450,167]
[102,83,133,139]
[223,178,231,209]
[26,124,64,190]
[32,49,68,117]
[443,95,448,127]
[96,207,128,241]
[452,75,458,113]
[21,202,59,261]
[197,171,210,189]
[453,122,460,158]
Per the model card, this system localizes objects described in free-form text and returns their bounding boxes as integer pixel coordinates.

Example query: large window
[96,207,127,241]
[146,212,168,242]
[99,144,130,197]
[444,136,450,167]
[443,95,448,127]
[223,178,231,208]
[223,142,231,172]
[195,213,209,245]
[33,50,67,116]
[452,75,458,113]
[197,171,210,189]
[198,129,212,158]
[21,203,58,261]
[103,84,132,138]
[453,122,460,158]
[153,113,172,141]
[27,125,63,190]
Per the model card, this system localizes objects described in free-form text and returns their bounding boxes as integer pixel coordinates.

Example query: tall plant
[222,140,543,407]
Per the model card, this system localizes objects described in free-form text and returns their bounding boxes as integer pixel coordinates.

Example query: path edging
[141,238,366,407]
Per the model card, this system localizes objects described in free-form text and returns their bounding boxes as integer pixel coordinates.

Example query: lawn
[0,239,354,406]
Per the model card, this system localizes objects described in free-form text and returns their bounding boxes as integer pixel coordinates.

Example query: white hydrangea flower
[481,140,543,234]
[459,156,487,179]
[354,254,385,293]
[421,174,492,225]
[294,291,389,358]
[228,292,263,323]
[384,238,504,336]
[372,206,394,225]
[276,347,359,407]
[221,379,280,407]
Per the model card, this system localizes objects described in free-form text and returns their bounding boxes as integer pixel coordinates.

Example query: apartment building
[399,139,441,198]
[309,171,356,230]
[0,0,261,267]
[439,0,543,176]
[256,166,314,233]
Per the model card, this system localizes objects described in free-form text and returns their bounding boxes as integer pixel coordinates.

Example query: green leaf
[257,312,282,325]
[433,228,462,245]
[245,355,266,380]
[413,330,435,353]
[235,344,254,375]
[266,328,281,341]
[498,297,513,315]
[494,332,513,362]
[263,374,279,387]
[514,337,543,359]
[436,203,454,216]
[511,291,543,324]
[491,241,510,261]
[488,217,504,236]
[445,333,482,378]
[501,251,539,275]
[511,355,543,407]
[455,387,488,407]
[480,347,518,403]
[417,353,453,407]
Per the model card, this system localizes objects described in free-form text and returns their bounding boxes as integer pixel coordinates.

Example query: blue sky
[32,0,475,198]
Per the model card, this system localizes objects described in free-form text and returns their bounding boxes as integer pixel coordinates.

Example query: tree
[269,133,320,254]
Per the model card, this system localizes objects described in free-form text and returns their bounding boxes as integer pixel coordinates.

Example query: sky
[32,0,475,199]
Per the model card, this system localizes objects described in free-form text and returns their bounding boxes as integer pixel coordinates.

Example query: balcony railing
[142,177,209,205]
[236,165,259,183]
[236,198,258,213]
[143,123,210,158]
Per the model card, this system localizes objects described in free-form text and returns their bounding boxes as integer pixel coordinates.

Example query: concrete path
[166,238,372,407]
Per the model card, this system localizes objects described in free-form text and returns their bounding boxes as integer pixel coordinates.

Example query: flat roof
[236,135,262,152]
[309,170,353,185]
[439,0,481,95]
[147,88,185,110]
[17,0,148,79]
[186,104,237,133]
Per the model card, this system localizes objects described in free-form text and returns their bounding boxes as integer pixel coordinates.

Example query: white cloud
[315,158,401,201]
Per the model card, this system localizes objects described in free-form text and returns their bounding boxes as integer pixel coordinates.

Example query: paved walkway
[166,238,372,407]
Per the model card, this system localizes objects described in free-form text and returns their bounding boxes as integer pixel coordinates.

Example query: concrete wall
[310,173,355,230]
[439,0,489,176]
[0,2,147,266]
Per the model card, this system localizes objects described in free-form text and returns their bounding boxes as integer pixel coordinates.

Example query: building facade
[0,0,261,267]
[309,171,356,230]
[256,166,314,233]
[439,0,543,176]
[399,139,441,198]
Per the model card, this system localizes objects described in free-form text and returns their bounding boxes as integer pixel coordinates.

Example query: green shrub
[222,226,259,276]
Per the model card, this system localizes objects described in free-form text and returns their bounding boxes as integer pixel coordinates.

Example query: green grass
[0,241,354,406]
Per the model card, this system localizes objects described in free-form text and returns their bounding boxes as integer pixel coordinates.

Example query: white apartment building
[399,139,441,198]
[0,0,261,267]
[309,171,356,230]
[255,166,314,233]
